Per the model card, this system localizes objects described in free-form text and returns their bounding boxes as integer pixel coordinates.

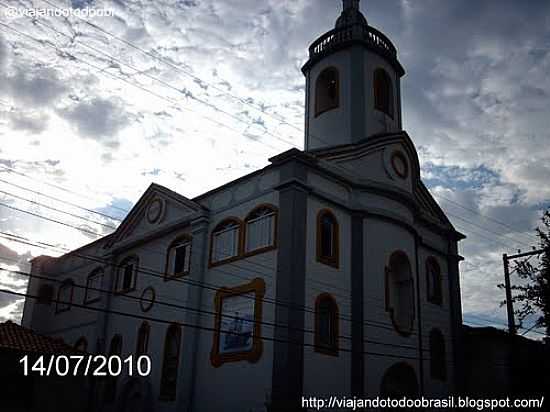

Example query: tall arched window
[374,68,394,117]
[85,267,104,304]
[315,67,339,116]
[37,284,54,305]
[165,236,192,280]
[210,218,242,265]
[104,334,123,403]
[244,204,278,254]
[314,293,339,356]
[116,256,138,294]
[426,257,443,305]
[74,336,88,352]
[385,251,415,335]
[160,324,181,401]
[136,322,150,356]
[430,329,446,381]
[56,279,74,313]
[316,209,339,268]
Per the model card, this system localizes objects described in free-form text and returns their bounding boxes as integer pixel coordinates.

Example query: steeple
[336,0,367,28]
[301,0,405,152]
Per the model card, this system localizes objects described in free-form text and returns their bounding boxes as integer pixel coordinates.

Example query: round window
[391,151,409,179]
[146,198,164,223]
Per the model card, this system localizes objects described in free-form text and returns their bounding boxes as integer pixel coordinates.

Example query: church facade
[22,1,465,411]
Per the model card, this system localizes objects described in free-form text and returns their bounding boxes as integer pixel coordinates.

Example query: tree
[501,210,550,337]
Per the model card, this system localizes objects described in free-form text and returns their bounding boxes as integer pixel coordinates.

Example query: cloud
[0,68,68,108]
[61,97,129,144]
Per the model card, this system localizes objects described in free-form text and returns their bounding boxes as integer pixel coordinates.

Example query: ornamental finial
[336,0,366,28]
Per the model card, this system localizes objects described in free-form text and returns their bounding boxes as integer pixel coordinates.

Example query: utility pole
[503,253,516,335]
[502,249,544,336]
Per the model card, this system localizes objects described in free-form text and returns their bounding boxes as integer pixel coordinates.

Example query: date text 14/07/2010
[19,355,152,377]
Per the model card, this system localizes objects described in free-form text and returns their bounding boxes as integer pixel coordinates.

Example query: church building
[22,1,465,411]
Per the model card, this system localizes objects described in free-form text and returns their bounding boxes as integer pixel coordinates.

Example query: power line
[0,264,432,353]
[0,189,116,230]
[0,174,123,222]
[0,164,128,218]
[0,230,405,336]
[0,287,451,363]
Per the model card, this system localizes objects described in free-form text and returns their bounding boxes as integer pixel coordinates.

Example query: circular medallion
[140,287,156,312]
[146,198,165,224]
[391,151,409,179]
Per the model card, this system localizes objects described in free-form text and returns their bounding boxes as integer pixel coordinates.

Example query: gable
[105,183,207,248]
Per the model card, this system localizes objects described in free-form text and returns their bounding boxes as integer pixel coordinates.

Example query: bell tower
[302,0,405,151]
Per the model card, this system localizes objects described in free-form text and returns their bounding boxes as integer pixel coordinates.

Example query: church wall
[302,195,353,399]
[192,189,279,412]
[417,243,456,396]
[362,216,421,396]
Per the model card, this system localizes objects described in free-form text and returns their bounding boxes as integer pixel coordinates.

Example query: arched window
[426,257,442,305]
[316,209,339,268]
[116,256,138,294]
[374,68,394,117]
[430,329,446,381]
[85,267,103,304]
[315,294,339,355]
[74,336,88,352]
[244,205,277,254]
[37,284,54,305]
[315,67,339,116]
[56,279,74,313]
[165,236,192,280]
[385,251,415,335]
[210,218,242,265]
[380,362,419,399]
[160,324,181,401]
[136,322,150,356]
[104,334,123,403]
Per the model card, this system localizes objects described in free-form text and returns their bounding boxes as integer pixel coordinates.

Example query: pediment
[105,183,207,248]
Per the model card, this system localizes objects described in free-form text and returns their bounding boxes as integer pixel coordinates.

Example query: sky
[0,0,549,338]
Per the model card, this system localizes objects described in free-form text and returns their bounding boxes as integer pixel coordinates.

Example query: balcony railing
[309,24,397,60]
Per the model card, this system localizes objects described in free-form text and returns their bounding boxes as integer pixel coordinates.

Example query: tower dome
[302,0,406,151]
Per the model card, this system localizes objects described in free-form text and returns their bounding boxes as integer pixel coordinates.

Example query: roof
[0,321,78,355]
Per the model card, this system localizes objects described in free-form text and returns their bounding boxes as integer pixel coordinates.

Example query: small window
[104,335,122,403]
[315,67,339,116]
[160,324,181,401]
[116,256,138,294]
[166,236,192,279]
[85,268,103,304]
[210,219,242,265]
[426,258,443,305]
[374,68,394,117]
[37,284,54,305]
[316,209,339,268]
[136,322,150,356]
[430,329,446,381]
[244,205,277,254]
[314,294,339,356]
[386,251,415,335]
[56,279,74,313]
[74,337,88,352]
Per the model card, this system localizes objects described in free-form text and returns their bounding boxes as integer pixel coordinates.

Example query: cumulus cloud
[61,97,129,144]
